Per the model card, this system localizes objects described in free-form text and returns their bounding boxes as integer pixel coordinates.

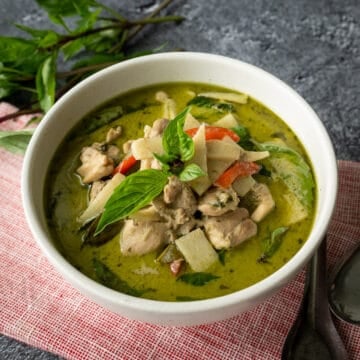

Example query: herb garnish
[0,0,183,153]
[258,226,288,263]
[95,169,169,235]
[177,272,220,286]
[93,258,150,297]
[187,96,234,113]
[154,107,206,181]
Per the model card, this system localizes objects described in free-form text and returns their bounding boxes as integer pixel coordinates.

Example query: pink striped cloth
[0,102,359,359]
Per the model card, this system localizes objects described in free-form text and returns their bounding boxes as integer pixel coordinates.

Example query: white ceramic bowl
[22,52,337,326]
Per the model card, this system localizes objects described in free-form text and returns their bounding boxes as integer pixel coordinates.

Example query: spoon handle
[307,236,349,359]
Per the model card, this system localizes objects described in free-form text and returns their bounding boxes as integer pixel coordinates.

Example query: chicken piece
[198,187,239,216]
[152,177,197,230]
[155,91,176,119]
[250,183,275,222]
[77,146,114,183]
[203,208,257,249]
[163,176,197,213]
[120,219,168,256]
[106,126,122,143]
[106,144,121,163]
[163,175,183,204]
[153,197,191,227]
[122,140,132,153]
[144,118,169,138]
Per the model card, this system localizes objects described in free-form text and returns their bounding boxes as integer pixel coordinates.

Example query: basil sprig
[258,226,288,262]
[177,272,220,286]
[95,169,168,235]
[162,107,194,162]
[93,258,150,297]
[0,0,183,153]
[155,107,205,181]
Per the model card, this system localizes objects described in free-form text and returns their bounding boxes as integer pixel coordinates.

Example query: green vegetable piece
[162,107,194,162]
[179,163,206,182]
[36,53,57,112]
[81,217,122,247]
[16,24,60,48]
[0,129,34,154]
[0,37,37,64]
[177,272,220,287]
[35,0,93,19]
[231,124,255,150]
[259,226,288,262]
[80,105,123,135]
[95,169,168,235]
[187,96,234,113]
[255,141,315,211]
[93,258,147,297]
[156,243,182,264]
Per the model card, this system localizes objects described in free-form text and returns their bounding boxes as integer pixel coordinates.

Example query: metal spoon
[329,242,360,325]
[282,236,348,360]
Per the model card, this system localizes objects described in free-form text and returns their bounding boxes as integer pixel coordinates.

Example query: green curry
[46,82,316,301]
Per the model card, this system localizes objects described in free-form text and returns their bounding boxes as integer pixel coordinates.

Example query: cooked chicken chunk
[152,176,197,230]
[77,146,114,183]
[106,126,122,143]
[120,219,168,256]
[144,118,169,138]
[250,183,275,222]
[198,187,239,216]
[203,208,257,249]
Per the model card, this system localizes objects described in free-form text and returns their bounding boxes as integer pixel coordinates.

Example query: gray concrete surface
[0,0,359,358]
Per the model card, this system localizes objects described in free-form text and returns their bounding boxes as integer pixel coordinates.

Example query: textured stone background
[0,0,359,358]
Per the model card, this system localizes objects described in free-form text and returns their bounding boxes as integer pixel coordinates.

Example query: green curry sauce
[46,83,316,301]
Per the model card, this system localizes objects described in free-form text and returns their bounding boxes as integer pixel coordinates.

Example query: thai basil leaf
[0,129,34,154]
[36,53,57,112]
[95,169,168,235]
[255,141,315,210]
[231,124,255,150]
[35,0,94,18]
[162,107,194,162]
[61,9,102,59]
[177,272,220,286]
[177,110,194,161]
[93,258,148,297]
[62,39,86,60]
[0,76,18,99]
[15,25,60,48]
[258,226,288,262]
[0,37,37,64]
[79,105,123,135]
[179,163,206,182]
[187,96,234,113]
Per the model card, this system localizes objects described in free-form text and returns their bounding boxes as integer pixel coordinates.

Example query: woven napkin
[0,103,359,360]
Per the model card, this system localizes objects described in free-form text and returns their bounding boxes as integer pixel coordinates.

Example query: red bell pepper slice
[113,154,137,175]
[185,126,240,142]
[215,161,261,188]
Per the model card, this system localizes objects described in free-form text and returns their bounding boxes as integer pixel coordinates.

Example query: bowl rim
[21,51,338,318]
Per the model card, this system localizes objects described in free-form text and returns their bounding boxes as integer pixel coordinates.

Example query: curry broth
[46,82,315,301]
